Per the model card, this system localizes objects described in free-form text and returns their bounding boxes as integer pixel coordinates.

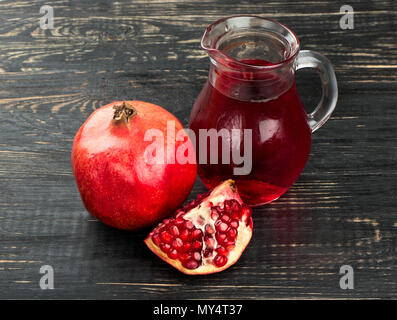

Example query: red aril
[144,180,253,275]
[71,101,197,230]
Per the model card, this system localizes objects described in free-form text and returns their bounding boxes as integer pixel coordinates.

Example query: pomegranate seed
[227,227,238,239]
[224,239,235,248]
[192,251,201,261]
[160,243,171,253]
[221,214,230,223]
[152,234,161,246]
[205,236,215,249]
[205,224,214,235]
[216,246,227,255]
[241,206,251,222]
[172,238,183,250]
[175,209,184,218]
[192,240,202,250]
[180,229,190,241]
[178,252,191,262]
[168,248,178,259]
[184,259,199,269]
[210,208,219,220]
[191,229,203,239]
[163,219,170,225]
[231,212,240,220]
[230,219,239,229]
[213,254,228,267]
[216,221,228,232]
[215,232,227,244]
[182,242,192,252]
[184,221,194,230]
[203,249,213,258]
[169,225,179,237]
[224,200,233,213]
[231,200,240,210]
[160,231,172,244]
[175,217,184,225]
[225,244,235,251]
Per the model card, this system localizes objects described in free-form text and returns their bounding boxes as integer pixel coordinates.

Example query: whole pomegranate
[71,101,197,230]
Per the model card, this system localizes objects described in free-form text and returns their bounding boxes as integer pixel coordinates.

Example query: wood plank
[0,0,396,299]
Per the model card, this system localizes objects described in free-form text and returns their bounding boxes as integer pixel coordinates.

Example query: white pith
[183,193,226,264]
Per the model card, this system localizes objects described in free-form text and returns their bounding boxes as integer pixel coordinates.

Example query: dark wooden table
[0,0,396,299]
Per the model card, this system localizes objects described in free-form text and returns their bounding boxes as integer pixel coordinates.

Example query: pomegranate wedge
[144,180,253,275]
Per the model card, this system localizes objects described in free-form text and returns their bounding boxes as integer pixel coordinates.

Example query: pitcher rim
[201,15,301,70]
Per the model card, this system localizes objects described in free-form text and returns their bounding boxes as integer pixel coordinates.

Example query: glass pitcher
[188,15,338,206]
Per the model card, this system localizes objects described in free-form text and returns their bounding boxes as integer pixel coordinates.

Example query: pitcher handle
[296,50,338,133]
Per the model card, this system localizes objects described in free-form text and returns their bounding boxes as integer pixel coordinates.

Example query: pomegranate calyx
[113,101,137,123]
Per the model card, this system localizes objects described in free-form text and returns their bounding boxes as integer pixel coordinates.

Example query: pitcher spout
[201,15,300,72]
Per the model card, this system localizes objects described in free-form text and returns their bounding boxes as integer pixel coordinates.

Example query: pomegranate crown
[113,101,137,123]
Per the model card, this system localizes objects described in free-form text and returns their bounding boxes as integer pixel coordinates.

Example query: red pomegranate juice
[189,59,312,206]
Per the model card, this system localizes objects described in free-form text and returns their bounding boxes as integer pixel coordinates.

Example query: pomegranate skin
[71,101,197,230]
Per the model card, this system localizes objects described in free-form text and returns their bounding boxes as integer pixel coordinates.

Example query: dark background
[0,0,396,299]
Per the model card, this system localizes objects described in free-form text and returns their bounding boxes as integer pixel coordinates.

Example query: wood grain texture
[0,0,396,299]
